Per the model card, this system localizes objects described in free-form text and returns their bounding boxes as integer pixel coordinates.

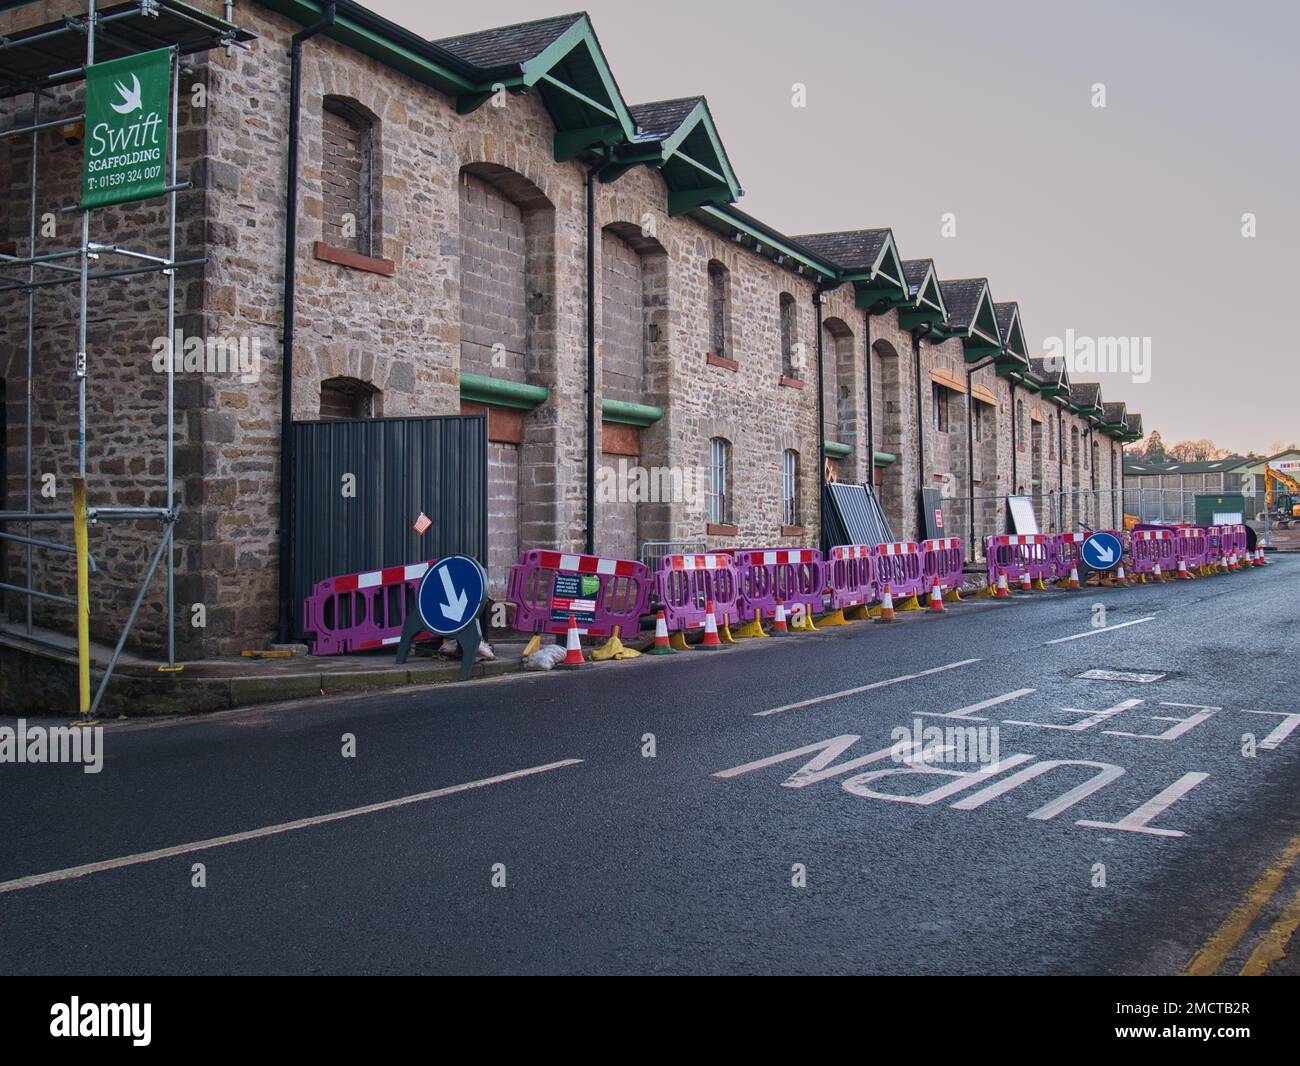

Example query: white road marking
[0,759,583,895]
[1103,702,1219,742]
[1076,771,1209,838]
[753,658,982,718]
[950,759,1126,820]
[1004,698,1143,732]
[1074,669,1166,683]
[1241,709,1300,750]
[1043,617,1156,644]
[914,688,1036,722]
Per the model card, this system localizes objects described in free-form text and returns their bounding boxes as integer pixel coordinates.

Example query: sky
[369,0,1298,455]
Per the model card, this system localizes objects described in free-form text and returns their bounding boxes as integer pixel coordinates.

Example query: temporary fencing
[506,549,651,640]
[302,560,435,655]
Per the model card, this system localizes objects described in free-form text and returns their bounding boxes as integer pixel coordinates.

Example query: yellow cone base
[974,583,997,599]
[732,615,768,639]
[896,594,922,612]
[846,603,870,620]
[789,613,818,632]
[943,588,963,603]
[522,634,542,658]
[818,608,849,627]
[668,630,690,651]
[719,618,738,644]
[1032,577,1048,591]
[591,626,642,661]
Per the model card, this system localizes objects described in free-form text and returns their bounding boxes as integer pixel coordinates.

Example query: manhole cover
[1074,669,1168,683]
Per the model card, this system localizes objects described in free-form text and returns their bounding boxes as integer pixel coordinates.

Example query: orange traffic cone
[1229,551,1240,571]
[648,610,675,655]
[1065,564,1081,590]
[1114,563,1127,586]
[699,600,723,648]
[928,577,945,613]
[556,613,585,669]
[1176,555,1191,579]
[995,569,1010,598]
[771,599,789,635]
[875,583,895,623]
[1255,547,1265,566]
[1152,559,1163,581]
[1020,570,1032,593]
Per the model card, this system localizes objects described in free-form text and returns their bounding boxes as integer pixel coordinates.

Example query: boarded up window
[708,260,729,359]
[780,292,798,377]
[322,99,373,256]
[320,376,378,420]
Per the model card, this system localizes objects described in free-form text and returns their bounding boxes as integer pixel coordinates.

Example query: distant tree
[1266,440,1299,454]
[1168,438,1219,462]
[1142,430,1167,463]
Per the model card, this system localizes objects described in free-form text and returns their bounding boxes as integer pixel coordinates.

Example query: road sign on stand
[1081,531,1123,572]
[395,555,488,680]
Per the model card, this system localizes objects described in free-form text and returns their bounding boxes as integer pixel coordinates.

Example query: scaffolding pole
[0,0,252,710]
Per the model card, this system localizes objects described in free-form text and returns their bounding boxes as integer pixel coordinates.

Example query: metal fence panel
[290,414,487,639]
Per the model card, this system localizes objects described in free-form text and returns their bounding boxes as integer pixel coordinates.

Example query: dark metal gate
[290,414,487,638]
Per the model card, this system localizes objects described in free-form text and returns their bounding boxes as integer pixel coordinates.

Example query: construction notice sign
[81,47,172,209]
[550,573,599,626]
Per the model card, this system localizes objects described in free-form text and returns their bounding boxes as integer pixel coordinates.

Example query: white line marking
[1043,617,1156,645]
[1241,710,1300,751]
[0,759,583,895]
[1076,771,1209,838]
[753,658,982,718]
[914,688,1036,722]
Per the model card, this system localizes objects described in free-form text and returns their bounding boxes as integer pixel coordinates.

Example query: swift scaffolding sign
[81,47,173,209]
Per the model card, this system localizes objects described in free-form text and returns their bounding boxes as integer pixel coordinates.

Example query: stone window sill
[779,375,804,389]
[313,241,395,277]
[706,352,739,372]
[706,523,737,537]
[781,525,805,537]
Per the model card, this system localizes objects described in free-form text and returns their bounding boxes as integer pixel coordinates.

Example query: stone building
[0,1,1141,661]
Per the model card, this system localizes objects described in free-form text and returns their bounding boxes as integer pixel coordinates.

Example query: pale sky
[368,0,1298,455]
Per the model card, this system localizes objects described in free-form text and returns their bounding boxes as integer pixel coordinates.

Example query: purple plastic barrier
[984,534,1052,587]
[507,549,650,638]
[1225,524,1249,562]
[734,548,826,622]
[1204,525,1225,564]
[1173,526,1208,570]
[828,545,876,611]
[1053,532,1088,580]
[873,541,925,601]
[655,553,740,631]
[1130,528,1175,576]
[302,559,436,655]
[920,537,964,593]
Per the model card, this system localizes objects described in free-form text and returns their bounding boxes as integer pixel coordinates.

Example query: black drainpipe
[1057,407,1065,530]
[965,355,998,562]
[862,309,874,488]
[814,287,827,550]
[911,326,932,539]
[278,1,336,644]
[584,164,597,555]
[1009,379,1018,496]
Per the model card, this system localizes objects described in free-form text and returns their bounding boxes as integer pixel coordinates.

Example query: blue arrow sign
[1081,531,1123,571]
[417,555,487,636]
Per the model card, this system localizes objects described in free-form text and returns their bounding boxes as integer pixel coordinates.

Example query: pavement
[1,556,1298,975]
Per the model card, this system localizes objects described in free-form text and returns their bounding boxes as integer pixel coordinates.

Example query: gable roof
[435,12,582,70]
[937,278,1002,360]
[793,229,907,303]
[1070,381,1102,412]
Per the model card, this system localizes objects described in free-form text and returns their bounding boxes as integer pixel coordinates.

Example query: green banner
[81,47,172,209]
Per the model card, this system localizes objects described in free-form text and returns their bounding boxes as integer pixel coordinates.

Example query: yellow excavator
[1264,466,1300,529]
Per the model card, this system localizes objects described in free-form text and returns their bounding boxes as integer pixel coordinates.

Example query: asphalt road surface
[3,557,1299,976]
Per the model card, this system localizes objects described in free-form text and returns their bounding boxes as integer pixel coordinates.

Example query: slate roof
[1070,381,1102,409]
[790,230,891,275]
[1028,356,1066,385]
[629,97,702,140]
[939,279,988,330]
[1101,401,1128,425]
[994,302,1018,340]
[1126,456,1247,475]
[901,259,936,300]
[1125,413,1143,438]
[434,13,583,70]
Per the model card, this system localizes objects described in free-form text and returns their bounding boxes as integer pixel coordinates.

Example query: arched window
[708,437,732,525]
[779,292,798,378]
[320,376,379,420]
[708,261,730,361]
[322,97,379,256]
[782,449,800,527]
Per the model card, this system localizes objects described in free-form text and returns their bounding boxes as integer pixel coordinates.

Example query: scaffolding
[0,0,253,715]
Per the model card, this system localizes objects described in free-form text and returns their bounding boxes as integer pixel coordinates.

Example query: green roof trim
[873,450,898,466]
[601,398,664,427]
[824,440,853,459]
[692,205,839,281]
[460,372,549,411]
[521,16,637,146]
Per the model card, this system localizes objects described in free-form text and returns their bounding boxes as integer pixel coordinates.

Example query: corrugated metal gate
[291,414,487,639]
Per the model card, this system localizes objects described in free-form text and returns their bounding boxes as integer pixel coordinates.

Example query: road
[2,558,1299,976]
